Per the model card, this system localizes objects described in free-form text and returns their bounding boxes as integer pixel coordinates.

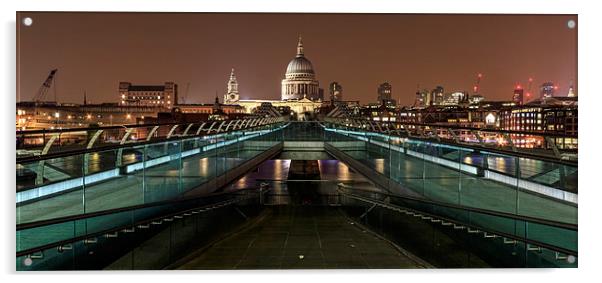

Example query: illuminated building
[540,82,556,99]
[223,68,240,104]
[16,102,159,130]
[377,82,396,106]
[413,89,429,108]
[397,101,511,129]
[513,85,524,105]
[222,37,324,120]
[236,98,322,121]
[432,86,445,105]
[361,103,397,123]
[329,82,343,102]
[441,91,469,106]
[469,94,485,104]
[119,82,178,108]
[281,36,321,101]
[567,84,576,97]
[174,102,245,115]
[498,95,578,149]
[499,106,545,133]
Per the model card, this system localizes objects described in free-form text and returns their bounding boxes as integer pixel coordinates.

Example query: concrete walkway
[176,206,429,269]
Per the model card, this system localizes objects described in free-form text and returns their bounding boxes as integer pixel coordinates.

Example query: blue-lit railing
[324,123,577,225]
[17,187,267,270]
[17,119,287,225]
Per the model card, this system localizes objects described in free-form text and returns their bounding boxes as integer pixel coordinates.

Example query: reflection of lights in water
[236,176,248,187]
[200,157,209,176]
[337,161,351,180]
[519,157,543,172]
[374,159,385,174]
[317,160,350,180]
[274,159,282,179]
[281,160,291,178]
[86,152,102,172]
[317,160,325,177]
[463,156,473,164]
[489,156,507,172]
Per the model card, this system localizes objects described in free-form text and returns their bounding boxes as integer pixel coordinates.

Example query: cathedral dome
[286,56,315,75]
[281,36,320,101]
[284,36,315,79]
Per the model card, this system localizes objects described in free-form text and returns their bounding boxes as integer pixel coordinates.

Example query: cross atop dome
[296,35,304,58]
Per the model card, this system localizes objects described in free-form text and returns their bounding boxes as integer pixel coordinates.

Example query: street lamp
[54,112,60,126]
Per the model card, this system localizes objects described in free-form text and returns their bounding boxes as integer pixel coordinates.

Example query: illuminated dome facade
[286,57,315,77]
[281,37,321,101]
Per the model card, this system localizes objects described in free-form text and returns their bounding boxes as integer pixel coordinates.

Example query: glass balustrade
[17,188,264,270]
[324,123,578,225]
[16,122,286,226]
[338,186,577,268]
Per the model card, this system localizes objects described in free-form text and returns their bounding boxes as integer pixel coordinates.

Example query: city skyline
[17,13,577,105]
[13,10,581,272]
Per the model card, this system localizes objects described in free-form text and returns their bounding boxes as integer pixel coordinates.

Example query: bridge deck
[176,206,429,269]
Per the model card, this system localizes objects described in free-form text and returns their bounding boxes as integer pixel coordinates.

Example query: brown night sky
[16,12,577,106]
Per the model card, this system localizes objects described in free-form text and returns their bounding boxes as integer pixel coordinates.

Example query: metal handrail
[16,118,283,135]
[16,121,189,135]
[338,186,577,256]
[16,120,285,163]
[337,184,577,230]
[325,122,578,166]
[325,117,578,138]
[17,187,262,231]
[16,187,265,258]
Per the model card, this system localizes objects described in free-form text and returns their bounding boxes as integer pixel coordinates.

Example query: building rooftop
[127,85,166,92]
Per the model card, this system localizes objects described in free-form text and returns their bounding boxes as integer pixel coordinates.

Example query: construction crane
[472,73,482,94]
[526,77,534,100]
[180,82,190,104]
[33,69,58,103]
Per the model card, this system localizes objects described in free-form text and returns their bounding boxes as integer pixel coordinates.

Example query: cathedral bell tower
[224,68,240,104]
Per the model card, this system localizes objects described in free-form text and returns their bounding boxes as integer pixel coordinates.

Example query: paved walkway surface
[176,206,428,269]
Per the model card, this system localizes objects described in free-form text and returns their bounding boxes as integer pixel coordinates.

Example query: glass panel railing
[17,188,265,270]
[16,123,286,226]
[324,126,577,225]
[282,121,324,141]
[17,154,85,224]
[339,186,577,268]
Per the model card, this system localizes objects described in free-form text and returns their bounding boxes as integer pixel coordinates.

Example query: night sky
[16,12,577,105]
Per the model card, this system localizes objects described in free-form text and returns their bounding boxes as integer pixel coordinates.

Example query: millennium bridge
[15,117,577,269]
